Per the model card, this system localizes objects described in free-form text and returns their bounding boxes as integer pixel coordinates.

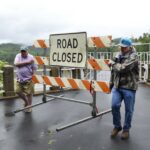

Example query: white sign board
[50,32,87,68]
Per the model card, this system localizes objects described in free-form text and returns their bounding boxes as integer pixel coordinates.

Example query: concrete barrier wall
[2,65,15,96]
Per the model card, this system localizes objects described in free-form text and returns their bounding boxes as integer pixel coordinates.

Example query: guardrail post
[72,69,81,79]
[3,65,15,96]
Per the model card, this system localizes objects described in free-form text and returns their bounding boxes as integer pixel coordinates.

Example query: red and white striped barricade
[32,75,110,93]
[33,39,49,48]
[87,36,112,48]
[34,56,110,71]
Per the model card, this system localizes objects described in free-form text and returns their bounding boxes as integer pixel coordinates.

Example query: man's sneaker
[110,127,122,138]
[25,105,32,113]
[26,108,32,113]
[24,105,32,113]
[23,103,28,112]
[121,131,129,140]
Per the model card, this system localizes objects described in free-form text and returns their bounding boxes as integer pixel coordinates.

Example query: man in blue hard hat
[109,38,139,139]
[14,46,37,113]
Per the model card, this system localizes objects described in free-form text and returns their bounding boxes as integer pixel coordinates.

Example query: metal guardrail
[88,52,150,63]
[0,68,76,95]
[88,52,150,82]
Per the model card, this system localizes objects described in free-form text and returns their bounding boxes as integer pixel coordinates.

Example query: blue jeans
[111,88,136,131]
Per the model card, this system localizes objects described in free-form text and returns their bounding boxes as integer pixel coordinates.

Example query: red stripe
[82,80,91,90]
[104,59,110,65]
[32,75,40,83]
[96,81,110,93]
[67,79,79,89]
[37,40,47,48]
[55,77,65,87]
[43,76,52,85]
[88,59,101,70]
[35,56,44,65]
[91,37,105,48]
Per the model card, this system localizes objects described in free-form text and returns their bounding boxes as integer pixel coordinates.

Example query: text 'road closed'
[50,32,87,67]
[52,52,83,63]
[57,38,78,48]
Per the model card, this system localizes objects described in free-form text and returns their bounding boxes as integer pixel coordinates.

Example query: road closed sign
[50,32,87,68]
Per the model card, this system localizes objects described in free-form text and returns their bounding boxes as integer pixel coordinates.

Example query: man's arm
[15,60,34,67]
[111,53,139,73]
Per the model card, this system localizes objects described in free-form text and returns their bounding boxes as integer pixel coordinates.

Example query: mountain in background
[0,33,149,64]
[0,43,46,64]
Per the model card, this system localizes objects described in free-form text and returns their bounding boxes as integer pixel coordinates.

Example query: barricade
[31,32,112,131]
[33,58,111,131]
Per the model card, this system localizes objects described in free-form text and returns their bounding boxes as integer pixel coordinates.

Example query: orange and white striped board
[87,59,110,70]
[34,56,49,66]
[34,56,110,71]
[32,75,110,93]
[32,75,44,84]
[33,36,112,48]
[33,39,49,48]
[87,36,112,48]
[92,80,110,92]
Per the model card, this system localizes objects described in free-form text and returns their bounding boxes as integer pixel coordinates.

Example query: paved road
[0,84,150,150]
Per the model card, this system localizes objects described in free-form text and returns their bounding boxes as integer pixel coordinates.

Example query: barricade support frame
[32,35,112,131]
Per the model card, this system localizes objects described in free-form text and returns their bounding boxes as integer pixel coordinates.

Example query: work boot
[121,131,129,140]
[110,127,122,138]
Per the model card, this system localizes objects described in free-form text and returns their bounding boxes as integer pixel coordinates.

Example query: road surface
[0,84,150,150]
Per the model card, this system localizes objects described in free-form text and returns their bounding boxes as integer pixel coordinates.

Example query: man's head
[118,38,132,54]
[20,46,28,58]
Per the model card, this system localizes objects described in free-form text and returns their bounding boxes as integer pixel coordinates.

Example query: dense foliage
[133,33,150,52]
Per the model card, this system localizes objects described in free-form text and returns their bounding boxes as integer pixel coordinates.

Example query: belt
[18,80,32,84]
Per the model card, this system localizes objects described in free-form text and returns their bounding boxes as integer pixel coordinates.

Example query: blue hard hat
[20,46,28,51]
[119,38,132,47]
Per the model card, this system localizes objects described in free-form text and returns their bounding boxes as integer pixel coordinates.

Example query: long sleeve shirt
[110,48,139,90]
[14,53,37,83]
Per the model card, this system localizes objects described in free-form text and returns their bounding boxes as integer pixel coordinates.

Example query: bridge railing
[0,66,79,97]
[88,52,150,82]
[0,52,150,97]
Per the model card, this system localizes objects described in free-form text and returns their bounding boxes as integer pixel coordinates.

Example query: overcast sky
[0,0,149,45]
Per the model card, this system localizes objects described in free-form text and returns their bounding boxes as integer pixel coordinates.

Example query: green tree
[133,32,150,52]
